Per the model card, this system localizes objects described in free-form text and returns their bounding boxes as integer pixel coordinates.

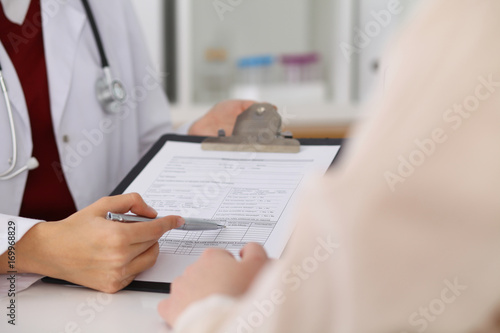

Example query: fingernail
[177,217,185,227]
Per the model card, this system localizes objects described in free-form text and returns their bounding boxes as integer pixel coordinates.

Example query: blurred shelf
[284,124,350,139]
[171,102,361,131]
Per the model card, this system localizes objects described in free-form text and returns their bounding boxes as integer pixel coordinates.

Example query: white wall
[129,0,165,72]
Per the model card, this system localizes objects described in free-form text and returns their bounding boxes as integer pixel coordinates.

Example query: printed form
[123,141,340,283]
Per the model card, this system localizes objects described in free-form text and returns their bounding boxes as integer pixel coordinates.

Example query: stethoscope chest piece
[96,68,127,114]
[83,0,127,114]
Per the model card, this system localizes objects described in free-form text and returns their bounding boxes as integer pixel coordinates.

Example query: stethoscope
[0,0,127,181]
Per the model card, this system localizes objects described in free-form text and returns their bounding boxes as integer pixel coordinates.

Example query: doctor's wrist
[14,221,59,276]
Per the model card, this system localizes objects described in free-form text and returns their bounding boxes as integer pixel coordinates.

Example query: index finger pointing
[123,215,185,244]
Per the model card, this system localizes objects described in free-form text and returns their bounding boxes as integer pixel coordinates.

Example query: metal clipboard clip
[202,103,300,153]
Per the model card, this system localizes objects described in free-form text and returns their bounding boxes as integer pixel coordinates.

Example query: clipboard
[43,104,344,293]
[112,135,344,198]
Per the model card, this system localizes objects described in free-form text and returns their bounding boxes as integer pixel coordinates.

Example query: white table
[0,280,170,333]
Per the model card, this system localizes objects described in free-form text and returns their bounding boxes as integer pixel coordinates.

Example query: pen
[106,212,226,231]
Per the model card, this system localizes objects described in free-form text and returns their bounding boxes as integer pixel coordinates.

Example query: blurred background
[130,0,419,137]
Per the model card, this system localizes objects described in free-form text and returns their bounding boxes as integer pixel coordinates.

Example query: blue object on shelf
[237,55,275,68]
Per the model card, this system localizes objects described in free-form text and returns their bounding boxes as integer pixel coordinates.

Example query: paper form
[124,141,340,283]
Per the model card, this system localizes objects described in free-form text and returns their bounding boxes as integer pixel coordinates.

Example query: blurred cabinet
[136,0,421,128]
[355,0,420,100]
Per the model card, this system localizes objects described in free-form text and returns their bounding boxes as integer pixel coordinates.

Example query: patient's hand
[158,243,269,327]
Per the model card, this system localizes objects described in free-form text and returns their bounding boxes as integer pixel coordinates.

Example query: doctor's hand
[158,243,269,327]
[14,193,183,293]
[188,100,256,136]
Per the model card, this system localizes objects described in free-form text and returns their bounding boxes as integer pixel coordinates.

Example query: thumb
[155,216,185,234]
[240,100,257,112]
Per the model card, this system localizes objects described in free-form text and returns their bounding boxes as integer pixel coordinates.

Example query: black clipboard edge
[43,134,344,293]
[41,277,170,294]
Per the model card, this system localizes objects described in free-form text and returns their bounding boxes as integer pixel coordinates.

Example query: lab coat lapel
[42,0,85,132]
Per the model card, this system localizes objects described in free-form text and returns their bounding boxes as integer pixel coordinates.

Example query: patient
[159,0,500,331]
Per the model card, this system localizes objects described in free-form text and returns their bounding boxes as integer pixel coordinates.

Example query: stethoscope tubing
[0,69,19,179]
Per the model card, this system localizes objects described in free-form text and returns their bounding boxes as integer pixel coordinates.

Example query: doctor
[0,0,253,293]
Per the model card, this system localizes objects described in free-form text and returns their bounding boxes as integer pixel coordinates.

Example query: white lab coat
[0,0,179,292]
